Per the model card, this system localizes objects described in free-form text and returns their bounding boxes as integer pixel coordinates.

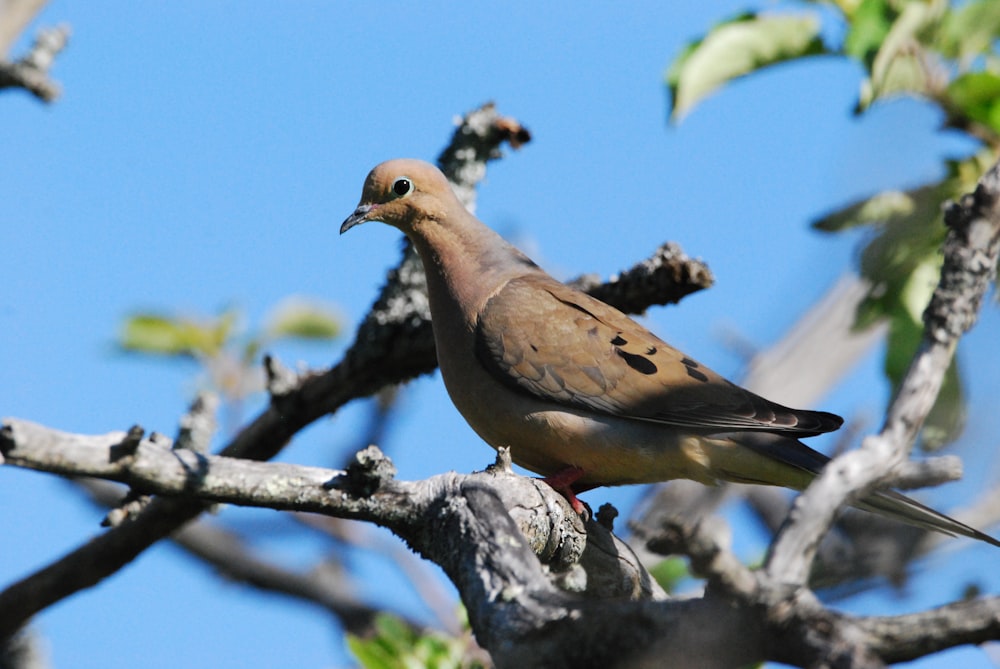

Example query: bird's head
[340,159,454,236]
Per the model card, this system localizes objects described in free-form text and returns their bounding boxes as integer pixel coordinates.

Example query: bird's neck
[409,215,540,334]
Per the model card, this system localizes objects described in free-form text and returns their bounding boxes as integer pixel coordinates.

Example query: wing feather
[475,276,842,436]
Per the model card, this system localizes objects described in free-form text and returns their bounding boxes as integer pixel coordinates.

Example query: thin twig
[0,23,69,102]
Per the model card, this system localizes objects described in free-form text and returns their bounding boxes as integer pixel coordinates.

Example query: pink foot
[540,466,587,515]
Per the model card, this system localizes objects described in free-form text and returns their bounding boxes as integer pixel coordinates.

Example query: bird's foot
[540,466,588,516]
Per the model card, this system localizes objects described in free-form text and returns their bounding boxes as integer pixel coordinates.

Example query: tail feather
[858,489,1000,547]
[730,432,1000,547]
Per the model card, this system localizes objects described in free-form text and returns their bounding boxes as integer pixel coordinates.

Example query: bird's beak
[340,204,376,234]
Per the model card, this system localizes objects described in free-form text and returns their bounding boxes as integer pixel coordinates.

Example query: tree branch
[0,21,69,102]
[862,597,1000,663]
[0,422,661,651]
[11,416,995,667]
[0,420,658,628]
[0,420,769,668]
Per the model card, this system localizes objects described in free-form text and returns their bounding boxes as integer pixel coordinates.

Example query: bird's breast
[420,257,719,487]
[436,345,705,486]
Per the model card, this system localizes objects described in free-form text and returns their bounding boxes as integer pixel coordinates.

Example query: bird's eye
[391,177,413,197]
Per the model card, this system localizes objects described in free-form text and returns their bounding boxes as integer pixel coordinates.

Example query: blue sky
[3,2,1000,668]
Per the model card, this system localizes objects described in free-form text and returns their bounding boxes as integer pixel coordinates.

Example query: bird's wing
[475,276,842,436]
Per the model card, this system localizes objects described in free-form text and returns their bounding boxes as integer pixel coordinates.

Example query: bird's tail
[725,432,1000,547]
[856,489,1000,547]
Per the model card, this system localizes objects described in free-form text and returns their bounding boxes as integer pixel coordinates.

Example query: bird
[341,158,999,547]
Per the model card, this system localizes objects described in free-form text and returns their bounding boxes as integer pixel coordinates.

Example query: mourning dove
[341,158,999,546]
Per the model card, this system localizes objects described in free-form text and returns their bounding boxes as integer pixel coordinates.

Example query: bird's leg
[540,466,588,515]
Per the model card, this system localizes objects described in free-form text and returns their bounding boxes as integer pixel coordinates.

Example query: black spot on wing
[685,367,708,382]
[610,335,627,346]
[616,349,657,375]
[681,357,709,383]
[646,346,657,355]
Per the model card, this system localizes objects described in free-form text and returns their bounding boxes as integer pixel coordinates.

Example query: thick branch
[0,422,655,637]
[6,418,1000,667]
[0,419,760,668]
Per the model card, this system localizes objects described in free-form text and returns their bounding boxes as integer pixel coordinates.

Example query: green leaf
[813,189,918,232]
[946,71,1000,136]
[882,307,921,390]
[374,614,416,648]
[843,0,894,68]
[829,0,864,19]
[858,218,945,316]
[264,297,341,341]
[821,181,951,295]
[938,0,1000,63]
[347,635,398,669]
[854,293,888,331]
[649,557,690,593]
[953,150,1000,192]
[666,12,826,121]
[858,0,947,110]
[119,312,234,358]
[923,355,967,450]
[119,315,192,356]
[899,251,943,324]
[347,613,484,669]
